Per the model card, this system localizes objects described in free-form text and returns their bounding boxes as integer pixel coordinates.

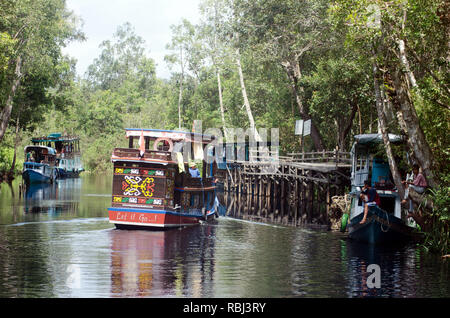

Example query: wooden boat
[347,134,417,245]
[23,145,58,184]
[31,133,84,178]
[108,128,219,229]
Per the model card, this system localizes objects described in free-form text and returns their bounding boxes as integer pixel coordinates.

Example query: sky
[63,0,202,79]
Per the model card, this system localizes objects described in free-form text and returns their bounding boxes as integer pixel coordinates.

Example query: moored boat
[346,134,417,245]
[31,133,84,178]
[108,128,219,230]
[23,145,58,184]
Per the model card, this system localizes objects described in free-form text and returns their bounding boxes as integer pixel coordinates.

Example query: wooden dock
[220,150,351,228]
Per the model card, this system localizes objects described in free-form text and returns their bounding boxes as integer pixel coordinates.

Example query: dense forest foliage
[0,1,448,251]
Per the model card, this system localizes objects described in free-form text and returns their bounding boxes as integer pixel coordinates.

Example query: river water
[0,175,448,298]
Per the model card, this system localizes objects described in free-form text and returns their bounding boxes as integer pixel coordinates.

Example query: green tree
[86,22,156,95]
[233,0,330,150]
[0,0,83,141]
[165,19,207,129]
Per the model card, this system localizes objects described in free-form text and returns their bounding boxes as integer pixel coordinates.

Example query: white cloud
[63,0,202,79]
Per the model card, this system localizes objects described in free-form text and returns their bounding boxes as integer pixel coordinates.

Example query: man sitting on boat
[359,180,380,224]
[189,162,201,178]
[401,164,427,216]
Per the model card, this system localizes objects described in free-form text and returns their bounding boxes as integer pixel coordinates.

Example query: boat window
[153,138,173,152]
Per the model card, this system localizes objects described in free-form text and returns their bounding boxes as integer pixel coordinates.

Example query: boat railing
[112,147,173,162]
[184,177,214,188]
[58,152,81,159]
[24,162,46,169]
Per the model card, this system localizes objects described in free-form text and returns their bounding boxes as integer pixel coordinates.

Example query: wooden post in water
[301,179,307,224]
[280,166,285,224]
[258,175,263,218]
[273,179,278,222]
[294,173,299,226]
[268,177,273,220]
[325,182,330,225]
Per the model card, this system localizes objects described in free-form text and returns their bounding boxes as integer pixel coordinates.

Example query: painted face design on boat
[122,175,155,197]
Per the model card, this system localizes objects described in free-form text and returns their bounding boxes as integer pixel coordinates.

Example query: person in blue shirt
[189,163,201,178]
[359,180,380,224]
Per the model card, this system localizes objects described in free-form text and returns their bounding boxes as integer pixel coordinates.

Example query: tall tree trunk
[373,62,405,199]
[357,104,362,134]
[391,68,437,189]
[282,58,324,151]
[10,113,20,176]
[235,48,261,142]
[212,0,228,141]
[338,100,358,150]
[216,68,229,140]
[398,39,417,89]
[177,48,184,130]
[0,56,22,142]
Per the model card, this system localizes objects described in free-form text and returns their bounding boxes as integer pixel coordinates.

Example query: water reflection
[345,240,450,297]
[109,225,217,297]
[345,241,399,297]
[23,179,81,215]
[0,176,448,298]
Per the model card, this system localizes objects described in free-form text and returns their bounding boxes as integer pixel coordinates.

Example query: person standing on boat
[189,162,201,178]
[401,164,427,214]
[359,180,380,224]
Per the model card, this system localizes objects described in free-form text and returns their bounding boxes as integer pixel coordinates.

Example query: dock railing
[286,150,351,165]
[243,148,351,166]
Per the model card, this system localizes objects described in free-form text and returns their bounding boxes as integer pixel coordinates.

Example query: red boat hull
[108,207,215,229]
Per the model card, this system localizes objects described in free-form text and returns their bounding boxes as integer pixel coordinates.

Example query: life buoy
[340,213,349,232]
[153,137,174,152]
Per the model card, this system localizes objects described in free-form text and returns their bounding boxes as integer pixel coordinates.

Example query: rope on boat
[380,208,390,232]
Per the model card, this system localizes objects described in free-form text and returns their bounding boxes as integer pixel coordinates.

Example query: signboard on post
[295,119,311,136]
[295,119,311,155]
[303,119,311,136]
[295,120,304,135]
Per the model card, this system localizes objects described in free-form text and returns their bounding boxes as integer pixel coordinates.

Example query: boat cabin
[349,133,405,220]
[24,145,57,166]
[31,133,83,177]
[23,145,58,183]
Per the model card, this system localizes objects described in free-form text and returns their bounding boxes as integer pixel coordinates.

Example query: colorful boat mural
[108,128,219,229]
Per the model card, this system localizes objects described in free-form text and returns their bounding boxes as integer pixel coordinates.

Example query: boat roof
[24,145,57,155]
[354,133,404,145]
[31,133,79,143]
[125,128,215,143]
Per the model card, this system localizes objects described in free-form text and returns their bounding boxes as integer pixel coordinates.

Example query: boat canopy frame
[350,133,404,189]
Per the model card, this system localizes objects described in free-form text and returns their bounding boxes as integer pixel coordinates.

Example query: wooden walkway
[219,150,351,228]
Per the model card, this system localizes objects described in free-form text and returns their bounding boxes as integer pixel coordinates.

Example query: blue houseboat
[31,133,84,178]
[347,134,417,245]
[23,145,58,184]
